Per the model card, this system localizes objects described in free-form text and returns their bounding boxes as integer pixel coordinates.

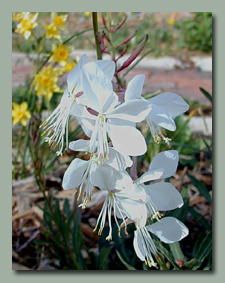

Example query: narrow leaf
[187,173,212,203]
[199,87,212,104]
[116,250,136,270]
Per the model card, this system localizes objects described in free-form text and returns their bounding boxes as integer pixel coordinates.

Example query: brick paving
[127,68,212,106]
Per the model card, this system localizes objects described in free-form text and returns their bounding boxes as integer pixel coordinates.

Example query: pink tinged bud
[115,14,127,32]
[101,15,107,28]
[116,31,137,49]
[97,32,107,54]
[176,259,185,267]
[104,33,111,44]
[76,91,83,98]
[87,108,98,116]
[116,34,148,74]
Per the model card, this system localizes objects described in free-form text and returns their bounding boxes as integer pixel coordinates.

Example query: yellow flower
[84,12,91,17]
[49,44,73,67]
[34,65,62,101]
[168,12,177,26]
[51,12,68,30]
[12,102,31,126]
[12,12,23,22]
[15,12,38,39]
[63,61,77,73]
[44,23,61,40]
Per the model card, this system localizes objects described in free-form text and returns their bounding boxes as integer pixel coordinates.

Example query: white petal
[102,91,119,114]
[69,101,82,118]
[94,60,115,81]
[145,182,184,211]
[146,102,176,131]
[81,62,114,113]
[76,94,99,113]
[90,164,123,191]
[107,99,151,123]
[62,158,88,190]
[148,92,189,119]
[78,118,95,138]
[137,169,164,184]
[69,139,89,152]
[133,230,145,261]
[146,217,189,243]
[108,124,147,156]
[108,117,136,128]
[149,150,179,179]
[67,54,87,94]
[120,199,147,226]
[117,180,150,203]
[105,147,133,171]
[125,74,145,102]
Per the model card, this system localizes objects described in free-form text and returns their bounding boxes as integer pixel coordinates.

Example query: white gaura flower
[134,217,189,268]
[132,150,183,220]
[77,62,151,161]
[124,74,189,144]
[40,54,87,156]
[62,139,133,208]
[40,55,116,156]
[91,171,148,241]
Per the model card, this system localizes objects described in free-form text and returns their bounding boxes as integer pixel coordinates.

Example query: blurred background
[12,12,212,270]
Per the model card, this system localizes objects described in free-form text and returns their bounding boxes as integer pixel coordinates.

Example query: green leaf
[72,213,85,269]
[181,184,189,200]
[54,198,65,231]
[63,199,71,219]
[65,207,77,240]
[192,231,212,270]
[187,173,212,203]
[203,138,212,158]
[169,242,185,262]
[199,87,212,104]
[188,207,211,230]
[153,241,181,270]
[184,258,198,269]
[116,250,137,270]
[98,247,111,270]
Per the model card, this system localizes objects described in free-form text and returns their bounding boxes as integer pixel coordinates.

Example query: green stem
[92,12,102,60]
[21,123,30,178]
[15,126,24,163]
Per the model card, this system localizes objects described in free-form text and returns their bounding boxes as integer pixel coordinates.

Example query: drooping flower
[77,62,151,161]
[86,163,148,241]
[51,12,68,30]
[15,12,38,39]
[12,102,31,126]
[124,74,189,144]
[93,187,148,241]
[34,65,62,101]
[44,24,61,40]
[49,44,73,67]
[134,217,189,268]
[62,139,132,210]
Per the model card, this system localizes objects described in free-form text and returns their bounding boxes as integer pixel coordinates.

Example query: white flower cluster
[41,54,190,268]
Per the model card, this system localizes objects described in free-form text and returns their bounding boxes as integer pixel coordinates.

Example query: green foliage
[176,12,212,52]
